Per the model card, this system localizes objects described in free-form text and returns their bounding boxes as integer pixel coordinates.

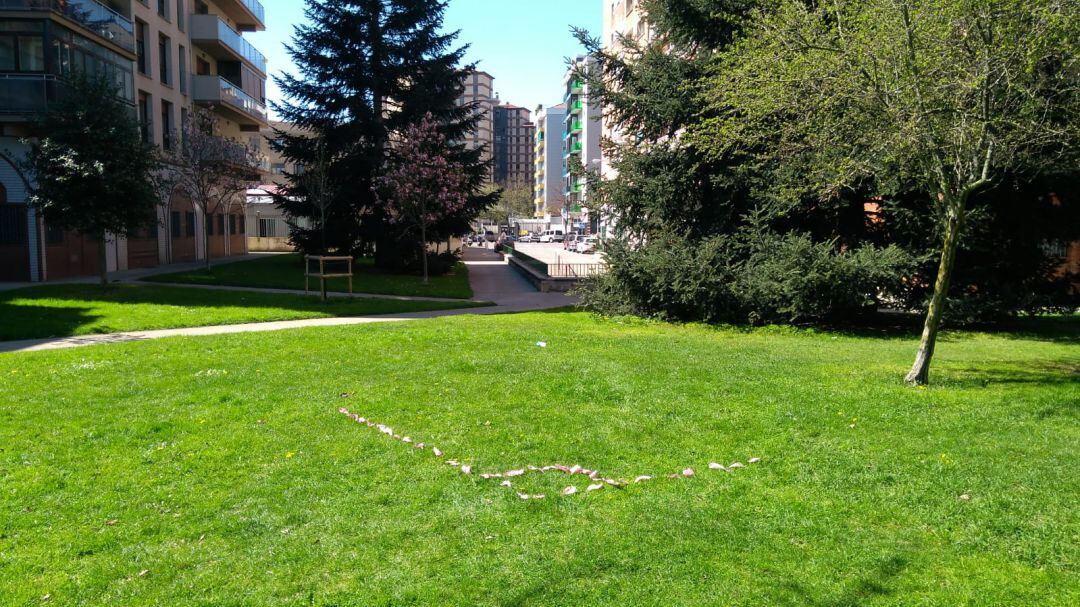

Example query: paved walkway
[0,247,577,354]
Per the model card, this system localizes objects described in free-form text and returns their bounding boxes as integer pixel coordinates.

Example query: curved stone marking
[338,408,761,499]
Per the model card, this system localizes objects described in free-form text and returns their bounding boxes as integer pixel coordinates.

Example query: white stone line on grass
[338,407,762,499]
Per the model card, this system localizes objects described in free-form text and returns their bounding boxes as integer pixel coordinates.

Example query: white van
[538,229,565,243]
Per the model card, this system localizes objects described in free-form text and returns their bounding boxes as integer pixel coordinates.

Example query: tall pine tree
[272,0,495,267]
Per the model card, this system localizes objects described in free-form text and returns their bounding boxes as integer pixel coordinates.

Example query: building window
[185,211,196,237]
[0,189,26,246]
[216,214,224,234]
[135,20,148,75]
[229,214,236,235]
[258,218,276,238]
[180,107,189,149]
[0,37,14,71]
[137,91,152,143]
[158,33,171,85]
[206,213,214,236]
[239,215,245,234]
[178,45,187,94]
[158,0,169,19]
[18,35,44,71]
[177,0,185,31]
[171,211,181,238]
[160,100,173,150]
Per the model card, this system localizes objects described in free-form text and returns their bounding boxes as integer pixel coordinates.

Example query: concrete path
[128,281,480,303]
[0,247,577,354]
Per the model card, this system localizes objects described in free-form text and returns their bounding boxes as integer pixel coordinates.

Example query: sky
[246,1,604,120]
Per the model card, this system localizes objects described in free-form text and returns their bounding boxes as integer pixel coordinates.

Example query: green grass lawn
[143,253,475,299]
[0,284,489,341]
[0,312,1077,605]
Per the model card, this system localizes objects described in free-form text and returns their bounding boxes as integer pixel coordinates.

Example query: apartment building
[602,0,650,183]
[492,103,535,187]
[456,69,495,183]
[562,55,602,233]
[246,121,303,252]
[0,0,269,282]
[533,103,566,218]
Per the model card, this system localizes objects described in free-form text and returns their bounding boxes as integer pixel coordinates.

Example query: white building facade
[562,55,603,235]
[532,103,567,219]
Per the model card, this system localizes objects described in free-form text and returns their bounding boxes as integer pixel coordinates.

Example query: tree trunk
[97,236,109,287]
[321,207,327,255]
[420,223,429,284]
[905,197,966,386]
[204,209,212,272]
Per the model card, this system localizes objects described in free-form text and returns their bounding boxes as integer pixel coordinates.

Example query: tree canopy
[24,73,163,285]
[578,0,1079,384]
[273,0,496,269]
[699,0,1080,384]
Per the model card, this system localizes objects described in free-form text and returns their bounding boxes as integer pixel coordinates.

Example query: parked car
[576,236,599,254]
[538,229,565,243]
[563,233,582,250]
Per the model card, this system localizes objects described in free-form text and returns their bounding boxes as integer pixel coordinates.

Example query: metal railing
[189,13,266,73]
[0,0,135,53]
[504,244,605,279]
[0,74,61,113]
[191,75,268,123]
[235,0,265,25]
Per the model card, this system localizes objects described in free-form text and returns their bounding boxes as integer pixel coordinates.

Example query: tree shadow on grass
[940,359,1080,389]
[0,302,102,341]
[0,284,477,341]
[780,554,909,607]
[815,312,1080,344]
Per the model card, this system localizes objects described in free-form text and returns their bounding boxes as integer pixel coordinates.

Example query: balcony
[569,98,584,114]
[565,79,584,99]
[189,14,266,74]
[564,119,583,138]
[0,74,61,116]
[213,0,266,32]
[564,140,582,158]
[191,75,268,126]
[0,0,135,54]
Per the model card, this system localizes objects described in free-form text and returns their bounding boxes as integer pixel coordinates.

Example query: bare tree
[172,107,260,271]
[303,135,337,254]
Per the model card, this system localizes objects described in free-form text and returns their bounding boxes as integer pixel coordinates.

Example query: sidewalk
[0,248,578,354]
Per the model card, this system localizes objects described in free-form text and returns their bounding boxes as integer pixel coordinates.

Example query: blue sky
[246,1,603,119]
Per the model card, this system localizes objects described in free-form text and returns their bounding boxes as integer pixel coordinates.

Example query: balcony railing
[0,0,135,53]
[564,140,582,157]
[0,74,62,114]
[190,14,266,74]
[230,0,265,26]
[191,75,268,124]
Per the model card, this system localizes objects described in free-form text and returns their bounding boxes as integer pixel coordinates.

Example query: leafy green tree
[495,181,535,227]
[273,0,496,265]
[700,0,1080,384]
[24,74,163,286]
[573,0,907,325]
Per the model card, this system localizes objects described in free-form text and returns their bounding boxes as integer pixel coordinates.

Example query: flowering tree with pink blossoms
[374,113,471,283]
